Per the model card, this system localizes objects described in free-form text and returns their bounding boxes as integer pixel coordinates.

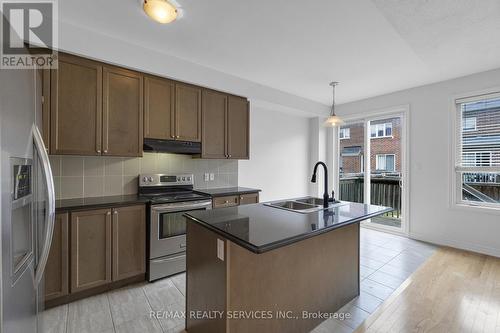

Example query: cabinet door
[44,213,69,301]
[144,76,175,140]
[112,205,146,281]
[239,193,259,205]
[70,209,112,293]
[103,66,143,157]
[227,96,249,159]
[202,90,227,158]
[175,83,201,142]
[41,69,51,150]
[50,54,102,155]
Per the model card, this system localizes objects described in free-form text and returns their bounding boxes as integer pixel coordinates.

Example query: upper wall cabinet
[47,53,143,157]
[201,92,249,159]
[102,66,143,157]
[227,96,249,159]
[144,76,175,140]
[175,83,202,142]
[50,54,103,155]
[202,90,227,159]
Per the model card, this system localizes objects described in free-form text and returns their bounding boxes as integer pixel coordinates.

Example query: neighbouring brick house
[339,117,401,175]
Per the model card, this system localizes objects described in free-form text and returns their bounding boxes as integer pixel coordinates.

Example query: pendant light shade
[325,81,344,127]
[143,0,178,24]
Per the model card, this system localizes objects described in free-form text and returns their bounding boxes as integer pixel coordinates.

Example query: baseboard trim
[409,232,500,258]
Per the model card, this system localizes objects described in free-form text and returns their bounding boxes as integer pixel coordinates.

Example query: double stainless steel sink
[264,197,347,214]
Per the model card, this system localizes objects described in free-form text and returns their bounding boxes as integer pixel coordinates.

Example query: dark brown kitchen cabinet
[112,205,146,281]
[45,213,69,301]
[201,92,249,160]
[102,66,143,157]
[175,83,202,142]
[50,53,102,155]
[202,90,227,158]
[70,208,112,293]
[227,96,249,159]
[41,69,51,148]
[239,193,259,205]
[144,76,175,140]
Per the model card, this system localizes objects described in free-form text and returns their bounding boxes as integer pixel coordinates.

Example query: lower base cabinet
[45,204,146,304]
[212,192,260,209]
[112,205,146,281]
[45,213,69,301]
[70,208,112,293]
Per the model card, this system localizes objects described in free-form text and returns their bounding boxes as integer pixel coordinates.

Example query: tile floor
[41,228,437,333]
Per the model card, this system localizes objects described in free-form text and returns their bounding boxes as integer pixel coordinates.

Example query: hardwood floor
[354,247,500,333]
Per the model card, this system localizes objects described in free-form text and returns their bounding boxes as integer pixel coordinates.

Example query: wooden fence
[339,176,401,218]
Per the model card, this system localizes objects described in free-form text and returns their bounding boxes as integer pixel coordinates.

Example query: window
[370,122,393,138]
[376,154,395,172]
[463,152,492,167]
[339,128,350,139]
[462,117,477,131]
[455,93,500,208]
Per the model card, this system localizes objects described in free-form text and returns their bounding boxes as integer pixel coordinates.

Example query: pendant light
[143,0,178,24]
[325,81,344,127]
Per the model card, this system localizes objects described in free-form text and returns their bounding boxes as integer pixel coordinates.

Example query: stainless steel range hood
[143,138,201,155]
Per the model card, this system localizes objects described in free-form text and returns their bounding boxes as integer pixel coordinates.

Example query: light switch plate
[217,239,224,261]
[210,173,215,181]
[204,173,209,181]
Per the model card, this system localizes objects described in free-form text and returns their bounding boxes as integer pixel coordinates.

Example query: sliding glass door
[337,112,407,233]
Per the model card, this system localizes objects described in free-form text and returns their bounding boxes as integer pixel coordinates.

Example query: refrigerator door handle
[32,125,55,286]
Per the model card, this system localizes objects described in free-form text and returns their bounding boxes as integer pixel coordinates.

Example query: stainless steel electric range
[139,173,212,281]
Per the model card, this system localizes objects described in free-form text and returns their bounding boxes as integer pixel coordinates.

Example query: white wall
[335,68,500,257]
[239,107,311,202]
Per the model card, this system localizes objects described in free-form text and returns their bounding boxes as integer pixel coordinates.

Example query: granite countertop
[185,201,392,253]
[196,187,261,197]
[56,194,149,212]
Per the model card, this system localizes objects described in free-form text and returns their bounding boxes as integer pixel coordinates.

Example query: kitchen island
[184,199,391,333]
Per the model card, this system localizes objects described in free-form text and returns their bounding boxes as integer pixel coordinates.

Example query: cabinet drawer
[213,195,239,208]
[239,193,259,205]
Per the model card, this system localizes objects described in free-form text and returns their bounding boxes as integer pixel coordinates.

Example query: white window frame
[462,117,477,132]
[375,154,396,171]
[370,122,393,138]
[452,90,500,212]
[339,127,350,140]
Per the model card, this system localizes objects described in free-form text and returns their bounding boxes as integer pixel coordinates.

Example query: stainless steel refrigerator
[0,64,55,331]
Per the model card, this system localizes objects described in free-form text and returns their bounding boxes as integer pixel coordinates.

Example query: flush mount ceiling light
[324,81,344,127]
[143,0,178,24]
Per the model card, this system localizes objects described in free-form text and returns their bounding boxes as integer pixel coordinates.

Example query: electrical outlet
[217,239,224,261]
[210,173,215,181]
[204,173,209,181]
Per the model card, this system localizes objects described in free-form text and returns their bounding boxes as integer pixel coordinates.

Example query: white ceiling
[60,0,500,105]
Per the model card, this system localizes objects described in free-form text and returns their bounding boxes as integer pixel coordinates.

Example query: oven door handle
[151,200,212,212]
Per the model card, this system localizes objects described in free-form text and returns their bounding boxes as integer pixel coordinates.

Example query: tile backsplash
[50,153,238,199]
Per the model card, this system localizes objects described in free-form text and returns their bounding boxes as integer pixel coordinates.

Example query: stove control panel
[139,173,194,187]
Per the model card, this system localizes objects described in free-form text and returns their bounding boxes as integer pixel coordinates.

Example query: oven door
[150,199,212,259]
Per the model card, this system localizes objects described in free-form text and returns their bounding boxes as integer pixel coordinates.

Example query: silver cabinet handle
[33,125,56,286]
[107,211,111,216]
[180,243,186,248]
[104,150,108,153]
[114,211,118,215]
[97,149,101,153]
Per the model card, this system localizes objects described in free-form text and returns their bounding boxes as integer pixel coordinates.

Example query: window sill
[453,202,500,215]
[370,136,394,139]
[339,137,350,140]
